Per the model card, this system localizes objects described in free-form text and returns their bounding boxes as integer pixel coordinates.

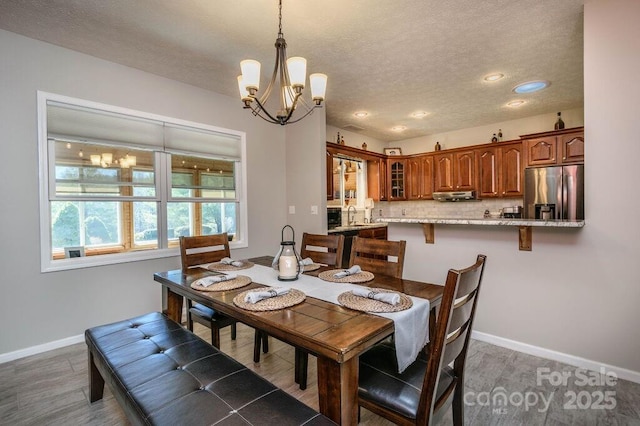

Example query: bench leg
[88,351,105,402]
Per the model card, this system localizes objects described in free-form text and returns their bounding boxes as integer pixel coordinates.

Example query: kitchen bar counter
[328,223,388,233]
[375,217,584,251]
[376,217,584,228]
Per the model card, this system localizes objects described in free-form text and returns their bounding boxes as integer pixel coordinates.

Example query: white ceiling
[0,0,584,142]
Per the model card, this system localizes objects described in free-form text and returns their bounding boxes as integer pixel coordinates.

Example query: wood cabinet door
[454,150,476,191]
[434,153,454,192]
[406,155,434,200]
[326,150,334,200]
[406,157,422,200]
[477,147,498,197]
[559,131,584,163]
[367,159,387,202]
[525,137,557,166]
[387,159,406,200]
[500,143,523,197]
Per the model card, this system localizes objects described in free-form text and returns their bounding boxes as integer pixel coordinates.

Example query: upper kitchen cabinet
[326,150,334,200]
[434,150,476,192]
[522,127,584,167]
[387,158,407,200]
[407,154,434,200]
[477,141,523,198]
[367,158,387,202]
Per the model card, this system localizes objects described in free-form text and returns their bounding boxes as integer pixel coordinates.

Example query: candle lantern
[272,225,302,281]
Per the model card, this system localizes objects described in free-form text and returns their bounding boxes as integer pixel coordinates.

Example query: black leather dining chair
[358,254,487,425]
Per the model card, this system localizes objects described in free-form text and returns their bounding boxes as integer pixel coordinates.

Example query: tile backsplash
[374,199,524,220]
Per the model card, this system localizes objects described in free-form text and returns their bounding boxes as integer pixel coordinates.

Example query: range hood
[433,191,476,202]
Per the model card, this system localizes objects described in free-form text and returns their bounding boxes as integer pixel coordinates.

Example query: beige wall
[384,0,639,380]
[0,29,294,355]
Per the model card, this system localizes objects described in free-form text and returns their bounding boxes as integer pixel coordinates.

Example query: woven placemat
[207,260,255,272]
[190,275,252,292]
[318,269,375,283]
[302,263,321,272]
[338,288,413,313]
[233,288,306,312]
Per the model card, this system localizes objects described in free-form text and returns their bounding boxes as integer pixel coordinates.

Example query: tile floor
[1,322,639,425]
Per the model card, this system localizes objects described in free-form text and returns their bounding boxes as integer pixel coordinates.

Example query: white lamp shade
[101,153,113,164]
[237,75,251,100]
[90,154,101,165]
[240,60,261,91]
[286,57,307,88]
[119,157,129,168]
[310,73,328,101]
[126,155,136,166]
[283,86,295,110]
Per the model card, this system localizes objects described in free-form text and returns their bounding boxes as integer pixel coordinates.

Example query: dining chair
[179,234,239,349]
[255,232,345,390]
[357,254,487,425]
[348,236,407,279]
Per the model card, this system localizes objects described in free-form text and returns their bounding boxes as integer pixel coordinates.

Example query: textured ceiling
[0,0,584,141]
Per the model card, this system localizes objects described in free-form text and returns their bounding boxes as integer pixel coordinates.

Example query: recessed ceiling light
[391,126,407,132]
[484,73,504,82]
[353,111,368,118]
[513,80,550,94]
[507,100,526,107]
[411,111,429,118]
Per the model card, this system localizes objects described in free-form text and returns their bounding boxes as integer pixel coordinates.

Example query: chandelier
[237,0,327,125]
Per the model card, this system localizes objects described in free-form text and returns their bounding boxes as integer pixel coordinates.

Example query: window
[38,92,247,272]
[330,157,367,208]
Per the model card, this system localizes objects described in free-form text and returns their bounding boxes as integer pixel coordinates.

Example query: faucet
[347,205,357,226]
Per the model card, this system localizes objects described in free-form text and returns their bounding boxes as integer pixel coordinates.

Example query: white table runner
[202,263,430,373]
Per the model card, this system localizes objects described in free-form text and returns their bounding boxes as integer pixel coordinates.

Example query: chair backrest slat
[180,234,231,271]
[417,254,486,424]
[300,233,345,268]
[349,237,406,279]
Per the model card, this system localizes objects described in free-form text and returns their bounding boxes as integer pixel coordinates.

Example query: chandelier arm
[251,96,286,124]
[284,105,323,125]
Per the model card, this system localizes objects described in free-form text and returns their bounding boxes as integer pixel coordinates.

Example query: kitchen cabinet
[522,127,584,167]
[326,150,334,200]
[407,155,434,200]
[387,158,406,200]
[434,150,476,192]
[477,141,523,198]
[367,158,387,201]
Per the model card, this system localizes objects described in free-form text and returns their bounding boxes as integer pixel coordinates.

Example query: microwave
[327,207,342,230]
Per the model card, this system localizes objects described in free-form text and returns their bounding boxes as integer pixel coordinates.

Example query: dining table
[153,256,443,425]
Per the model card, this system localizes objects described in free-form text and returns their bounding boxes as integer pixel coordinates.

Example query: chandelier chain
[278,0,283,37]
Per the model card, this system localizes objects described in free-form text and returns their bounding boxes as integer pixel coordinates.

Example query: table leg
[317,356,358,425]
[165,288,183,323]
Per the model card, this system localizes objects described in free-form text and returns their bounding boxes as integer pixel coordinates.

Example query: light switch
[311,205,318,215]
[288,205,296,214]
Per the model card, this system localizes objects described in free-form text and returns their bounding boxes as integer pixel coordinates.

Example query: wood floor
[1,321,639,425]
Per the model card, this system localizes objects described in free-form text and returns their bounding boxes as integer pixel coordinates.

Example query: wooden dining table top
[154,256,443,362]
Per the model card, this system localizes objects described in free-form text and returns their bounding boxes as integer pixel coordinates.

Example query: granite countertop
[328,223,388,233]
[375,217,584,228]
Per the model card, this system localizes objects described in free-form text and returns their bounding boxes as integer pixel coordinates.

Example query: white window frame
[37,91,248,272]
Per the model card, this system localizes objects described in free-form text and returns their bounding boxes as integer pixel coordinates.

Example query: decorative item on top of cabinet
[362,142,367,150]
[522,127,583,167]
[435,141,441,151]
[407,154,434,200]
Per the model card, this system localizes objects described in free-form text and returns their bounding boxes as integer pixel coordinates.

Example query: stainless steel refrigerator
[524,165,584,220]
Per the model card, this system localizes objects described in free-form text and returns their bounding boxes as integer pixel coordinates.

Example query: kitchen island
[328,223,388,266]
[376,217,584,251]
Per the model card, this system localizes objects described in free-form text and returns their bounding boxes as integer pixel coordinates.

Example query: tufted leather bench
[86,312,335,426]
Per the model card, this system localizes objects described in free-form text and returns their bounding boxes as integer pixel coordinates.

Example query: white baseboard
[472,330,640,384]
[0,334,84,364]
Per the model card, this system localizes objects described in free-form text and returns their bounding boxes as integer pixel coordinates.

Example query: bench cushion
[86,312,334,426]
